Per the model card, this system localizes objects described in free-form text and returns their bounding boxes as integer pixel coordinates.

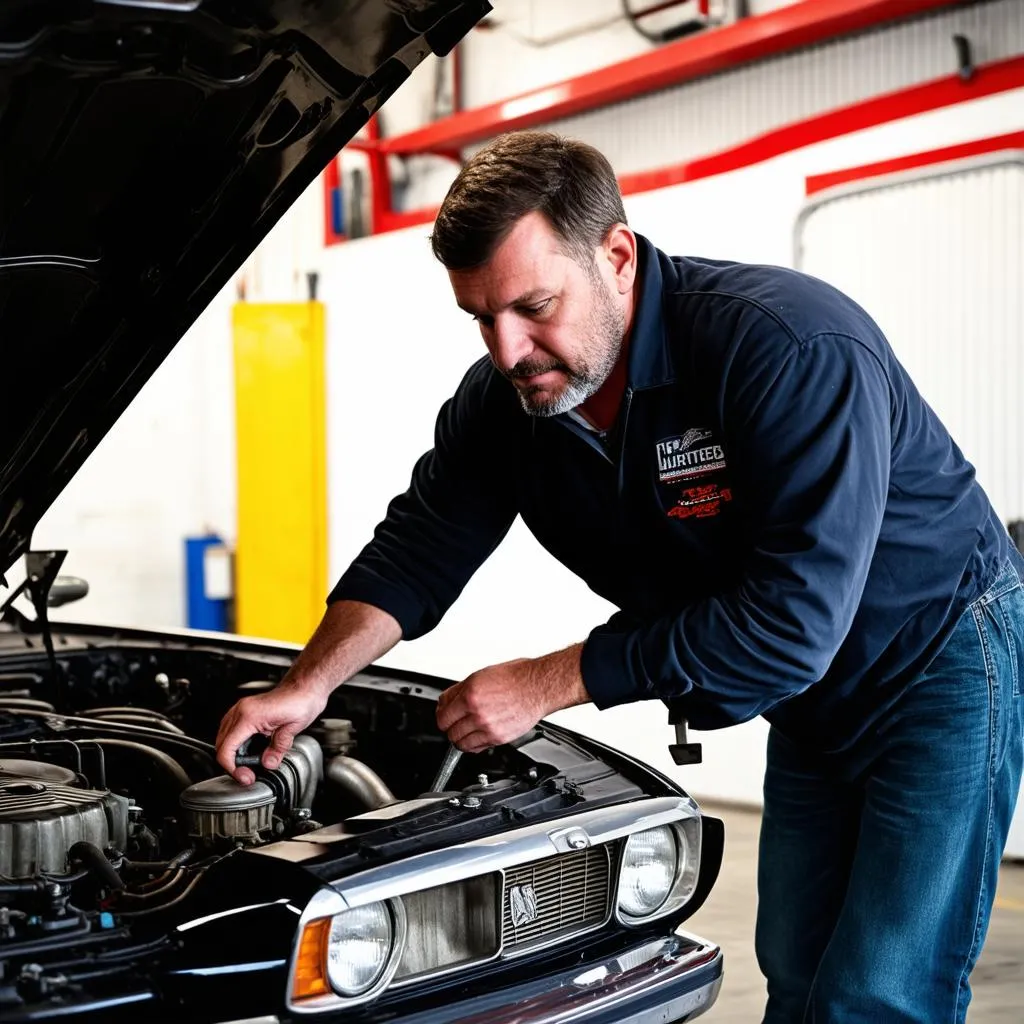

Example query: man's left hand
[436,644,591,753]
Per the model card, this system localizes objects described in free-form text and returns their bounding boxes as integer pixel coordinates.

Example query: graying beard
[516,271,625,418]
[518,375,594,417]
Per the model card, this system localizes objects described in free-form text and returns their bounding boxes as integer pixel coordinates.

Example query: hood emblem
[508,883,539,927]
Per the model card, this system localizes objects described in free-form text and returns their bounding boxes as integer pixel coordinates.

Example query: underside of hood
[0,0,489,574]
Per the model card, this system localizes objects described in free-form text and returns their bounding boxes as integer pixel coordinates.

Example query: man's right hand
[215,683,327,784]
[213,600,403,784]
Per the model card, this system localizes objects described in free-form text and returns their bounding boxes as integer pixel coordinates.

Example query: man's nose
[491,316,533,372]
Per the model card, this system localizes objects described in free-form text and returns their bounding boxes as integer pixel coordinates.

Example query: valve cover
[0,759,128,876]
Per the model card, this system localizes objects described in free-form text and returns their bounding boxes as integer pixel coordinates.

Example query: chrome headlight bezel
[325,898,406,999]
[288,897,406,1013]
[615,818,702,926]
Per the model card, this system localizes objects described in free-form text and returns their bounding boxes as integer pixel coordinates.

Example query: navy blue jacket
[331,235,1012,750]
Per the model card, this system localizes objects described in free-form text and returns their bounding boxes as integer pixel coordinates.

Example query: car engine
[0,692,408,948]
[0,663,540,955]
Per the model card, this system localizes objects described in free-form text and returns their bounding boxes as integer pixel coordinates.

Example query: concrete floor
[687,804,1024,1022]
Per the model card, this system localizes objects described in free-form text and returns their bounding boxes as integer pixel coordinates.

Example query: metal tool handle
[235,733,271,769]
[430,743,463,792]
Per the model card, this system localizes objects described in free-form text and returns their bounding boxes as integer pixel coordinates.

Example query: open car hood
[0,0,488,574]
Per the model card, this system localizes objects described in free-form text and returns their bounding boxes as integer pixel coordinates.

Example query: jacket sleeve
[580,329,893,728]
[328,360,520,639]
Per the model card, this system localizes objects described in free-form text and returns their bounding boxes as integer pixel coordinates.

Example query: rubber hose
[4,708,216,756]
[69,841,124,892]
[89,714,186,735]
[0,879,45,895]
[115,869,206,918]
[117,869,187,902]
[121,845,196,873]
[169,846,197,868]
[90,738,193,791]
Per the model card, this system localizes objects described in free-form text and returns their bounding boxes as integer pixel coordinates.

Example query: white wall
[29,280,238,628]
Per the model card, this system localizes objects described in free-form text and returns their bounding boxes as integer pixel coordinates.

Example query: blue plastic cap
[99,912,115,929]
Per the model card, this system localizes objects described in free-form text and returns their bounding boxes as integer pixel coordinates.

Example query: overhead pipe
[622,0,714,45]
[475,0,700,49]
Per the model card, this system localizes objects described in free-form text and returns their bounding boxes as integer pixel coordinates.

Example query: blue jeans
[756,558,1024,1023]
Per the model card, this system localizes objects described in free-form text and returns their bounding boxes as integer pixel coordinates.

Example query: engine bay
[0,644,493,940]
[0,629,654,965]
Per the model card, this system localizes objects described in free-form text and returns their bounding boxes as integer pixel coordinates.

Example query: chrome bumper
[223,930,722,1024]
[392,931,721,1024]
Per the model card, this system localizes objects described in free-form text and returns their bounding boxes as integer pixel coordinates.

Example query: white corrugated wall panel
[490,0,1024,176]
[796,156,1024,524]
[796,156,1024,857]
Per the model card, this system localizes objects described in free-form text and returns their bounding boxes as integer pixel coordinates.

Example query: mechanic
[216,131,1024,1022]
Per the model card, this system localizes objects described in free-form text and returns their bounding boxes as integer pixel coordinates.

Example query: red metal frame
[805,129,1024,195]
[619,54,1024,194]
[342,54,1024,239]
[323,0,1019,245]
[332,56,465,241]
[370,0,961,157]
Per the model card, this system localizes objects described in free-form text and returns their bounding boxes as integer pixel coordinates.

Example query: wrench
[430,743,463,792]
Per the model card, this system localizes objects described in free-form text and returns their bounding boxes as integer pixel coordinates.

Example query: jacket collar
[625,233,678,392]
[551,233,678,453]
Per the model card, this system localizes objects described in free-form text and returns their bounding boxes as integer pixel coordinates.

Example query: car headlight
[326,902,395,996]
[617,826,679,919]
[291,899,406,1007]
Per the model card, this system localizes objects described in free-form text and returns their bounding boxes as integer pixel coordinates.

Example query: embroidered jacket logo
[669,483,733,519]
[656,428,726,483]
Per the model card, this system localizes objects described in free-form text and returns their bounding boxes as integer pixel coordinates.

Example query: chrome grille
[501,843,614,952]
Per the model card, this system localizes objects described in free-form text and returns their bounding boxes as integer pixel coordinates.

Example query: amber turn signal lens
[292,916,331,1000]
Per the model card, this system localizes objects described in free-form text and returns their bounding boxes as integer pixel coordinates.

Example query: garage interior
[16,0,1024,1019]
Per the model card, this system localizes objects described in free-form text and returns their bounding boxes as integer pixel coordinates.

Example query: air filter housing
[180,775,276,844]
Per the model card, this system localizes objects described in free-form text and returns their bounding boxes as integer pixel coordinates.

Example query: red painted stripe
[376,0,960,155]
[617,55,1024,197]
[805,129,1024,194]
[338,54,1024,239]
[364,115,393,237]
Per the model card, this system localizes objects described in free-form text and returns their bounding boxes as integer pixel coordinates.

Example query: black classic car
[0,2,724,1021]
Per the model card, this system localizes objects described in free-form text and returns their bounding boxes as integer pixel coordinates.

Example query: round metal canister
[179,775,276,843]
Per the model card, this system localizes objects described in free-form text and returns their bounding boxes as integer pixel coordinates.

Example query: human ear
[600,224,637,295]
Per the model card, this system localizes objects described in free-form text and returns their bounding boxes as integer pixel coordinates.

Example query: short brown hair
[430,131,627,271]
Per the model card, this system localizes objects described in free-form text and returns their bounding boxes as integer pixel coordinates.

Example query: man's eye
[522,299,551,316]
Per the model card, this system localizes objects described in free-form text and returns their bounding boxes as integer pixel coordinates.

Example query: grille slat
[501,843,615,953]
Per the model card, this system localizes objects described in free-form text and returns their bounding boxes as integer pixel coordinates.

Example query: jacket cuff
[327,573,428,641]
[580,627,648,710]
